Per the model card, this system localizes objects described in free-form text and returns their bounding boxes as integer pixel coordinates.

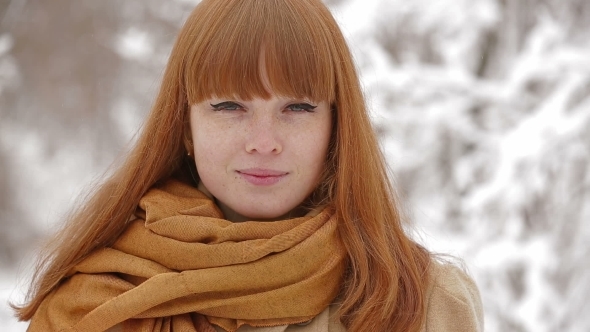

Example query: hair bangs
[184,0,336,104]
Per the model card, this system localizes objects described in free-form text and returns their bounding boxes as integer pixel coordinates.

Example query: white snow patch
[114,27,154,61]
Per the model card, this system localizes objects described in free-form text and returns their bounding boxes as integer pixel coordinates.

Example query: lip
[237,168,288,186]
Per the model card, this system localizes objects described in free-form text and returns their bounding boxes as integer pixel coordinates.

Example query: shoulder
[422,259,484,332]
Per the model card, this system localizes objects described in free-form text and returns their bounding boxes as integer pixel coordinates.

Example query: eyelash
[287,103,317,112]
[210,102,317,112]
[210,101,243,111]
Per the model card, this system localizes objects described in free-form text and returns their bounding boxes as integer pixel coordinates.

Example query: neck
[216,200,307,223]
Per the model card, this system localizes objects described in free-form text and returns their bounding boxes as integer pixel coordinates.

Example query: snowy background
[1,0,589,331]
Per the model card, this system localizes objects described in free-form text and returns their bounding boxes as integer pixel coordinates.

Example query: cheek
[191,124,225,171]
[316,115,332,157]
[298,119,332,173]
[193,137,228,167]
[192,137,231,194]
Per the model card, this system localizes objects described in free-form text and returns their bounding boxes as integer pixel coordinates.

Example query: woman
[14,0,483,331]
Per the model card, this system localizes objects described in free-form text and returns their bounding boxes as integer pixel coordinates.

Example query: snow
[114,27,154,61]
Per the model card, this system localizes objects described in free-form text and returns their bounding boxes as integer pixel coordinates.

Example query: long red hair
[14,0,431,330]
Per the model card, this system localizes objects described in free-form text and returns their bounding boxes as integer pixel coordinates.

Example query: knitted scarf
[28,179,347,332]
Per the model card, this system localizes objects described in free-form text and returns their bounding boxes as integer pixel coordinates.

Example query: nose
[245,113,282,155]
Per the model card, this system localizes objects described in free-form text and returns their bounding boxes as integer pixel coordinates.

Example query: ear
[183,118,193,156]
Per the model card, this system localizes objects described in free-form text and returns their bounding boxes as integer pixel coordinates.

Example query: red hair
[14,0,431,331]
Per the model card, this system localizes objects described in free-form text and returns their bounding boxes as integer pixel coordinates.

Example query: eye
[286,103,317,112]
[210,101,244,111]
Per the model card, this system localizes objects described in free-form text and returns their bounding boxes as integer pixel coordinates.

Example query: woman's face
[189,95,332,222]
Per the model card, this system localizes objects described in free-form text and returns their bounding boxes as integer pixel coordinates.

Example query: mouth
[236,168,288,186]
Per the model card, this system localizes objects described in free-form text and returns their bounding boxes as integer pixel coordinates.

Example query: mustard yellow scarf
[29,179,346,332]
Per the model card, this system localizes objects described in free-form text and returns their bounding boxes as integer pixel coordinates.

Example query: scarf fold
[29,179,346,332]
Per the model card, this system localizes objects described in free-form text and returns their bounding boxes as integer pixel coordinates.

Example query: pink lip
[237,168,288,186]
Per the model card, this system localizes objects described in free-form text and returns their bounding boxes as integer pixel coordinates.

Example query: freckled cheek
[193,129,221,162]
[195,131,239,172]
[314,118,332,151]
[316,125,332,168]
[293,125,331,176]
[309,144,329,175]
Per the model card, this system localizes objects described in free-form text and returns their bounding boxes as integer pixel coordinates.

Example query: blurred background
[1,0,589,330]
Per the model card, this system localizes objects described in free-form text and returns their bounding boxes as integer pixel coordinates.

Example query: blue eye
[210,101,243,111]
[286,103,317,112]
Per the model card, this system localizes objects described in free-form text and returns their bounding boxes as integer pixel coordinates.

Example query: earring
[186,139,193,157]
